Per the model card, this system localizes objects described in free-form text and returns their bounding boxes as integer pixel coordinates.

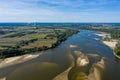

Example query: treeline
[114,42,120,58]
[90,29,120,39]
[84,27,120,58]
[0,29,79,59]
[52,29,79,48]
[114,46,120,56]
[0,46,49,58]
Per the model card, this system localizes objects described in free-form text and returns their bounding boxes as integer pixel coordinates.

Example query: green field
[0,26,78,58]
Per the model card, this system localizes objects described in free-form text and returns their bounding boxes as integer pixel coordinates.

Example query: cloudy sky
[0,0,120,22]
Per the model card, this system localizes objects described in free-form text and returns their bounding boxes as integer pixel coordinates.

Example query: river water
[1,30,120,80]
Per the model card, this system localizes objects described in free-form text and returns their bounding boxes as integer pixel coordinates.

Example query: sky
[0,0,120,22]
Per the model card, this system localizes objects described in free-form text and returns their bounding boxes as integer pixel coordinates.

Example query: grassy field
[0,26,78,58]
[22,39,56,49]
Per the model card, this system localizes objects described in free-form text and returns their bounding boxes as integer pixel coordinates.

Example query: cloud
[0,0,120,22]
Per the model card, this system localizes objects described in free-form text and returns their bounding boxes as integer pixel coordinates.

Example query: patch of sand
[103,40,117,49]
[87,54,100,58]
[74,51,89,66]
[96,32,118,49]
[53,67,72,80]
[0,77,6,80]
[0,53,41,69]
[88,58,105,80]
[77,57,89,66]
[53,53,74,80]
[95,32,107,37]
[94,38,99,41]
[69,45,77,48]
[53,51,89,80]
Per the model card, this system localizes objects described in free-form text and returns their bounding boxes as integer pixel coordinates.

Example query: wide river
[0,30,120,80]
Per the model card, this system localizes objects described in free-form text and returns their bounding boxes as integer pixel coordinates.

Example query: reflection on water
[5,30,120,80]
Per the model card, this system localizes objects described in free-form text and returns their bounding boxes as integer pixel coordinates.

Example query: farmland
[0,26,78,58]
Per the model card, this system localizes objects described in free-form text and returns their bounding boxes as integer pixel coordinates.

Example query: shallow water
[1,30,120,80]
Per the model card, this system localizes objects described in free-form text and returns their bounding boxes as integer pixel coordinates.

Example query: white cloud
[0,0,120,22]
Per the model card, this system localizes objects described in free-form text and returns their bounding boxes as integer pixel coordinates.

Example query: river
[0,30,120,80]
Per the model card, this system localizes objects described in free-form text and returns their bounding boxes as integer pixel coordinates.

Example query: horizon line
[0,22,120,23]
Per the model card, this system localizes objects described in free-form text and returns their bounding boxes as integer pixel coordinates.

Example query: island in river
[0,23,120,80]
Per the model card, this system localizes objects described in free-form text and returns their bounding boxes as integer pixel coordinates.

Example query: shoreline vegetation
[0,27,79,59]
[0,23,120,80]
[96,32,118,49]
[0,23,120,59]
[0,27,79,69]
[96,32,120,59]
[77,24,120,59]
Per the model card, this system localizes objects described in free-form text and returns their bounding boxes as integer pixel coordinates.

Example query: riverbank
[96,32,118,49]
[96,32,120,59]
[103,40,117,49]
[0,31,79,68]
[0,52,41,69]
[0,27,79,59]
[0,30,79,80]
[0,53,42,80]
